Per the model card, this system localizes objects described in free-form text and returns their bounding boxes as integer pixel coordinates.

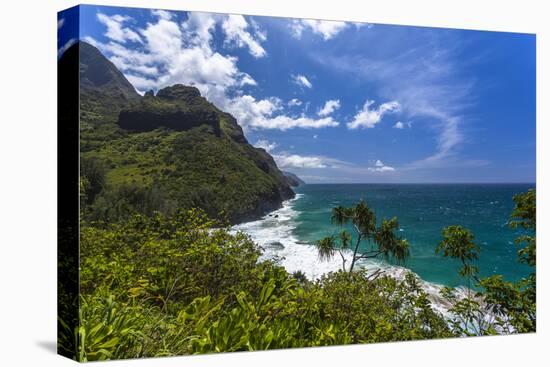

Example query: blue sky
[59,5,536,183]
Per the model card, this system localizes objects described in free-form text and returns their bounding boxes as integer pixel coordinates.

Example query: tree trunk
[349,234,362,273]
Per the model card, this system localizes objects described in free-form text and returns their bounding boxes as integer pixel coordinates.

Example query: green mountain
[70,41,295,223]
[79,41,141,124]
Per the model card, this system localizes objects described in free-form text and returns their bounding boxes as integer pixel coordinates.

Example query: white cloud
[97,13,143,44]
[58,18,65,30]
[273,152,349,169]
[261,115,339,130]
[347,100,400,129]
[151,9,174,20]
[226,95,339,130]
[221,14,266,58]
[274,154,327,168]
[368,160,395,172]
[88,11,254,107]
[318,99,340,117]
[288,98,302,107]
[313,134,318,139]
[291,74,312,89]
[393,121,413,129]
[89,11,336,133]
[255,139,278,153]
[181,11,217,44]
[291,19,349,40]
[250,19,267,41]
[239,74,257,86]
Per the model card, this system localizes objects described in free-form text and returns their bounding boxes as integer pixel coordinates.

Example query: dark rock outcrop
[118,85,221,135]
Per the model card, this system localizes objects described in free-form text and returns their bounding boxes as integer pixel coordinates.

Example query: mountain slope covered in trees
[70,41,295,223]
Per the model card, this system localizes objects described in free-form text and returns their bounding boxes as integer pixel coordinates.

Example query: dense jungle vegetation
[60,190,535,361]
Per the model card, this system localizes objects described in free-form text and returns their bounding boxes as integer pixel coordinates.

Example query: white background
[0,0,547,365]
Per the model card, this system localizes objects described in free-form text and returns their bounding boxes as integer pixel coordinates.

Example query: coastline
[231,194,470,317]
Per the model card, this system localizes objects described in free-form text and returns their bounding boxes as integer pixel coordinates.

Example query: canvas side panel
[57,5,80,361]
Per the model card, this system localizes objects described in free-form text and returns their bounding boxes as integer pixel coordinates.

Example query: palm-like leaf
[375,217,409,263]
[339,230,352,250]
[353,200,376,236]
[316,236,336,262]
[391,239,410,264]
[436,225,479,263]
[375,218,397,251]
[331,206,350,225]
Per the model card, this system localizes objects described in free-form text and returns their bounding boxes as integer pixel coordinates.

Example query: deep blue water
[291,183,534,287]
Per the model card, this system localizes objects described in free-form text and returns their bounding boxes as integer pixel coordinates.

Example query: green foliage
[79,60,294,225]
[80,157,106,205]
[375,218,410,264]
[438,287,496,336]
[318,271,452,342]
[510,189,536,230]
[436,225,480,279]
[77,293,147,361]
[80,125,292,223]
[88,183,175,222]
[316,201,410,273]
[67,209,454,361]
[479,189,536,332]
[437,190,536,335]
[510,189,536,267]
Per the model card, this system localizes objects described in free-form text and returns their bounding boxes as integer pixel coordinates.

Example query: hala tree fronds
[337,230,352,272]
[392,239,411,264]
[319,201,410,273]
[374,217,399,253]
[509,189,536,230]
[459,264,480,279]
[353,200,376,237]
[436,224,480,310]
[479,189,536,333]
[374,218,409,264]
[316,235,349,271]
[331,206,353,226]
[339,230,352,250]
[374,217,399,250]
[510,190,536,267]
[436,226,483,335]
[437,189,537,336]
[516,235,536,267]
[436,225,480,269]
[317,236,337,262]
[347,200,377,273]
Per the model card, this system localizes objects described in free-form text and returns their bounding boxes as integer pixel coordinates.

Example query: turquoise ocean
[234,183,534,312]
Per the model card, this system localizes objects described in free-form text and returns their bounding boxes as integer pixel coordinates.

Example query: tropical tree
[479,189,536,332]
[315,200,410,273]
[436,225,485,335]
[437,189,537,335]
[436,225,480,288]
[80,157,106,205]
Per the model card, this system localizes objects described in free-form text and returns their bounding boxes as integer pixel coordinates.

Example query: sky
[59,5,536,183]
